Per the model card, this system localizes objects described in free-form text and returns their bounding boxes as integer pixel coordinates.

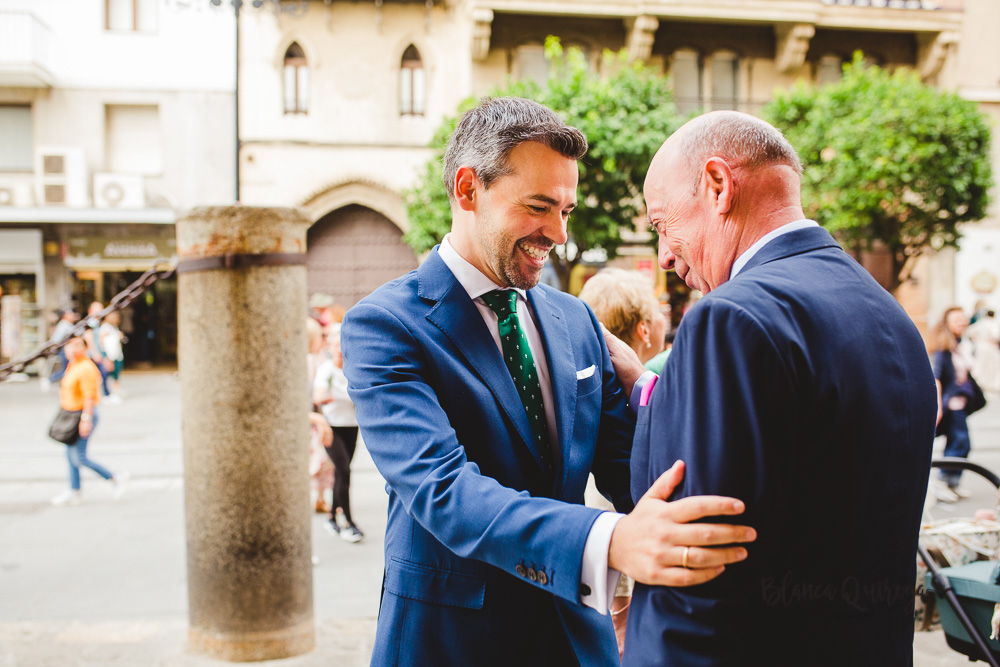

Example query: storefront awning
[0,207,175,225]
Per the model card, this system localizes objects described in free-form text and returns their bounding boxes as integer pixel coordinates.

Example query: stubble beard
[478,210,544,291]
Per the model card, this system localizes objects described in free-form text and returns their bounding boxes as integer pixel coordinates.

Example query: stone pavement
[0,371,383,666]
[1,372,999,666]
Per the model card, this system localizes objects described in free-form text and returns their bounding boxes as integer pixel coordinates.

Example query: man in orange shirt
[51,336,127,506]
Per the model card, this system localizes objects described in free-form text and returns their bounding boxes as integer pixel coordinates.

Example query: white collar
[729,219,819,280]
[438,234,527,301]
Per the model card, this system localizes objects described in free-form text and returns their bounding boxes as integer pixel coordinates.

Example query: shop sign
[66,237,176,267]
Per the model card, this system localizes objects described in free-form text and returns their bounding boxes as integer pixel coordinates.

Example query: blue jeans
[66,413,113,490]
[939,409,971,487]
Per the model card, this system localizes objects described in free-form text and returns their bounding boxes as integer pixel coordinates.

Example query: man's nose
[543,211,569,246]
[658,237,675,271]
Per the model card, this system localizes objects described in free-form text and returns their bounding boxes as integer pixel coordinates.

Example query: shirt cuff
[579,511,625,614]
[628,370,659,416]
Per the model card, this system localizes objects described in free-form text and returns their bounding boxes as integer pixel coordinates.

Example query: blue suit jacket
[342,248,635,666]
[624,227,937,666]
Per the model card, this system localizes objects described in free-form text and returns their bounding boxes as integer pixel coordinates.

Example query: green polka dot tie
[480,289,552,471]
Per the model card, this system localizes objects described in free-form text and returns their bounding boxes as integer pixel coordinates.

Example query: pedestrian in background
[932,306,979,502]
[306,317,334,514]
[100,311,126,403]
[578,268,667,369]
[51,336,127,506]
[82,301,112,397]
[41,308,78,391]
[313,324,363,543]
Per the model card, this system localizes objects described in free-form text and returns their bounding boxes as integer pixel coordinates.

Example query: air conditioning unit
[35,147,88,207]
[93,173,144,209]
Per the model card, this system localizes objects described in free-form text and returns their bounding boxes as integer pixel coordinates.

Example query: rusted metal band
[176,252,307,274]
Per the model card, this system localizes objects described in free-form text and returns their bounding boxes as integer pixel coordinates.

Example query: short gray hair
[677,111,802,190]
[442,97,588,201]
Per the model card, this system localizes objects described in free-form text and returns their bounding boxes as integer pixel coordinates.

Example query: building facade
[0,0,235,365]
[3,0,997,366]
[238,0,999,336]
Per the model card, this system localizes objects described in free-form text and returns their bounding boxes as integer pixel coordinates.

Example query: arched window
[283,42,309,115]
[400,45,425,116]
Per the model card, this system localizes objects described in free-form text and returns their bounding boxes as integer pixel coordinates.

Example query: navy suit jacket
[342,248,635,666]
[624,227,937,666]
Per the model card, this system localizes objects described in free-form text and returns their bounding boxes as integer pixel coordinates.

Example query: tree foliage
[403,37,683,291]
[765,54,993,292]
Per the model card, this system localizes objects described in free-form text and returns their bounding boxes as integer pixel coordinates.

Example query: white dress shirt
[438,235,621,614]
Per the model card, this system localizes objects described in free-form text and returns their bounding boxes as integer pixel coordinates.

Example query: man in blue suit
[607,111,938,665]
[341,97,755,666]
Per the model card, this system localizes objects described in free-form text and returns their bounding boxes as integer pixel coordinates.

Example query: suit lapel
[420,250,547,472]
[526,287,576,491]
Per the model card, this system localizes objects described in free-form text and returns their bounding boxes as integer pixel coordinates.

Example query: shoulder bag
[48,408,82,444]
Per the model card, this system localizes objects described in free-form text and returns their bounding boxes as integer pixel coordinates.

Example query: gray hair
[676,111,802,191]
[442,97,588,201]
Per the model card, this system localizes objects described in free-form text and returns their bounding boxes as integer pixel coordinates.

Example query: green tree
[765,53,993,293]
[402,37,684,291]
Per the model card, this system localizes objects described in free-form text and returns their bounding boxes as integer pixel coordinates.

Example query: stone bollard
[176,206,315,662]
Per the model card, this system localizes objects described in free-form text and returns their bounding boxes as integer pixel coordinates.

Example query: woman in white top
[313,324,363,543]
[99,311,125,403]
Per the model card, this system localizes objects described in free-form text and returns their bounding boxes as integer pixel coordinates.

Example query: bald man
[608,111,937,665]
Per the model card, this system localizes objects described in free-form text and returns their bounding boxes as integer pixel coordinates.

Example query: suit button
[538,571,548,585]
[527,568,538,582]
[515,564,527,577]
[580,583,592,597]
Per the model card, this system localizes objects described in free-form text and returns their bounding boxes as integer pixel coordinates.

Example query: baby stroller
[920,457,1000,665]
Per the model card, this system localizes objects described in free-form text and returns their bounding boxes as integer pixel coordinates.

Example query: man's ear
[703,157,735,215]
[454,166,479,212]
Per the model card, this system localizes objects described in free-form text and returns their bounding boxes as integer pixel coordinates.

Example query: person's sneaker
[39,377,51,393]
[952,485,973,499]
[112,471,130,501]
[934,483,960,503]
[323,519,341,538]
[51,489,82,506]
[340,524,364,544]
[105,394,123,405]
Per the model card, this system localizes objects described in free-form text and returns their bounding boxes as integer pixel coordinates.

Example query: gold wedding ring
[682,546,690,569]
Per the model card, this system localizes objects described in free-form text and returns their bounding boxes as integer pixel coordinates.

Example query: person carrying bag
[49,335,127,506]
[48,408,82,444]
[932,307,986,502]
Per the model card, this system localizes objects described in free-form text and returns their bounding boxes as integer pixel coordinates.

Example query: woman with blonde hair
[578,268,667,366]
[930,306,981,502]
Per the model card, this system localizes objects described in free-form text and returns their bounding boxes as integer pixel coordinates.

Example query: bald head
[644,111,807,294]
[658,111,802,192]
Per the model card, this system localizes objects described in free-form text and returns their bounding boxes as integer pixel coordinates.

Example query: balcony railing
[0,11,53,88]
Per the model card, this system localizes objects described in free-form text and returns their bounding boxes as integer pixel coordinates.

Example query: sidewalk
[1,374,999,665]
[0,372,383,666]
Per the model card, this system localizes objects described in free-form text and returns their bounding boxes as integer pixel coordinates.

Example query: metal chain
[0,259,176,381]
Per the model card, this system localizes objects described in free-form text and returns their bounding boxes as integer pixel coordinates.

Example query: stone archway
[306,204,418,307]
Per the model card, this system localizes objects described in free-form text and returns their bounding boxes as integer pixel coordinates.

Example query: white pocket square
[576,365,596,380]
